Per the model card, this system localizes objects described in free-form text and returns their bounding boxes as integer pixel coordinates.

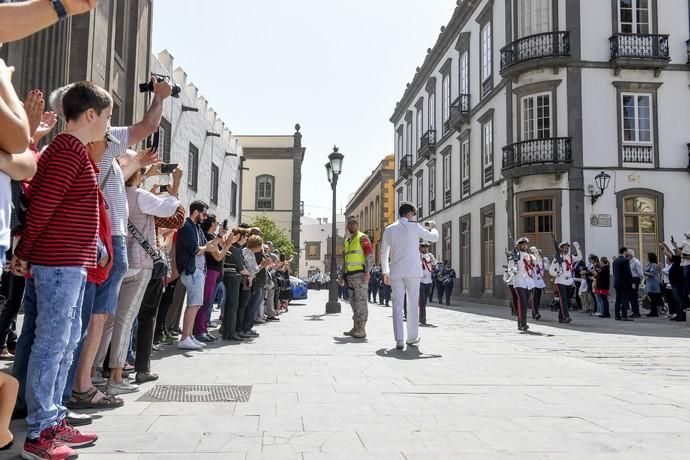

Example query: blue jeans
[242,285,263,333]
[214,280,226,316]
[91,236,128,315]
[25,266,86,439]
[12,277,37,412]
[62,282,97,403]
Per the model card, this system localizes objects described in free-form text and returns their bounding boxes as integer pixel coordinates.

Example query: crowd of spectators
[0,2,296,458]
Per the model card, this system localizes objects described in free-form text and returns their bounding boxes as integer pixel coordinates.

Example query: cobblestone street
[4,289,690,459]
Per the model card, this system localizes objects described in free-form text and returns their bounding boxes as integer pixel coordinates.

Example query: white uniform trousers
[391,277,420,342]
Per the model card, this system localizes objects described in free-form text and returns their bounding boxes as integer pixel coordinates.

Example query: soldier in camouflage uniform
[342,216,375,339]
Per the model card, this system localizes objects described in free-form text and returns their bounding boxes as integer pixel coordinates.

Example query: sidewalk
[2,289,690,459]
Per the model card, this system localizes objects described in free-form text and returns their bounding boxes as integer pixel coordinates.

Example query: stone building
[391,0,690,301]
[237,128,305,266]
[148,50,242,224]
[344,154,396,264]
[1,0,153,133]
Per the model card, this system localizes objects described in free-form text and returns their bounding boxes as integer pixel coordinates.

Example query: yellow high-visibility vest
[343,231,366,273]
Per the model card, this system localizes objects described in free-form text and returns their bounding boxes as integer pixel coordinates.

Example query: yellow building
[345,155,395,264]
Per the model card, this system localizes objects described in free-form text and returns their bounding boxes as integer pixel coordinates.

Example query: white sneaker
[191,336,207,348]
[177,337,202,350]
[406,337,421,347]
[395,340,404,350]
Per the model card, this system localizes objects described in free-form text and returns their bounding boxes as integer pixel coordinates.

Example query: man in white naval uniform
[381,202,439,350]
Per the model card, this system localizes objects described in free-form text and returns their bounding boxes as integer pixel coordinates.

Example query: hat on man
[516,236,529,245]
[346,215,358,224]
[559,241,570,248]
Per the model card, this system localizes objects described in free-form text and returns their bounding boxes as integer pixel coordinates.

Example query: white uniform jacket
[381,218,440,279]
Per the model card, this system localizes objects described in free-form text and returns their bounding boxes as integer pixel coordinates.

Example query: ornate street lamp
[325,146,344,314]
[586,171,611,205]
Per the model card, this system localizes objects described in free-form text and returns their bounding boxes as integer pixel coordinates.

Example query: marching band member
[530,246,547,320]
[513,237,536,331]
[549,241,582,323]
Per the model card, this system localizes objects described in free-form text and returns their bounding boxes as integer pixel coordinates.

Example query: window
[114,0,126,60]
[111,96,122,127]
[210,163,219,205]
[375,197,380,231]
[623,194,659,259]
[619,0,649,33]
[482,119,494,185]
[442,73,451,134]
[397,188,403,208]
[461,138,470,198]
[481,21,492,96]
[159,118,172,163]
[519,196,557,255]
[519,0,551,38]
[230,181,238,216]
[406,180,412,203]
[459,215,471,292]
[481,207,495,292]
[187,143,199,191]
[256,175,275,210]
[397,130,404,159]
[522,93,552,140]
[443,152,451,206]
[442,222,452,265]
[416,108,424,152]
[428,163,436,213]
[416,174,424,218]
[428,92,436,132]
[306,242,321,260]
[622,93,651,144]
[364,207,369,232]
[459,51,469,95]
[406,120,413,161]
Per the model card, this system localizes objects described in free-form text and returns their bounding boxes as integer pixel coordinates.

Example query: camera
[139,73,181,98]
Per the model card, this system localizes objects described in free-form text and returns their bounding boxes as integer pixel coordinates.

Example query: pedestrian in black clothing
[662,241,687,322]
[613,247,633,321]
[437,261,456,306]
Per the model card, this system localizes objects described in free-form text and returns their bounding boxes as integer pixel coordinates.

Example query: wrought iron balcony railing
[502,137,572,173]
[444,190,451,206]
[622,145,654,164]
[399,154,413,177]
[610,33,669,60]
[500,31,571,73]
[447,94,471,132]
[418,130,437,159]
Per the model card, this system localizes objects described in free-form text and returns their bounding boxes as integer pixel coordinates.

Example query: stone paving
[3,289,690,459]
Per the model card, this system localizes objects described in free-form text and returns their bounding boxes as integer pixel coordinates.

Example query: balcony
[609,33,670,76]
[447,95,471,132]
[500,31,571,79]
[622,144,654,167]
[444,190,451,206]
[399,154,413,178]
[418,130,437,160]
[502,137,572,178]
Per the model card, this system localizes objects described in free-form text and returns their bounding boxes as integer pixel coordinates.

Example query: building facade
[299,215,346,279]
[238,128,305,266]
[345,154,396,264]
[391,0,690,301]
[148,50,242,224]
[1,0,153,134]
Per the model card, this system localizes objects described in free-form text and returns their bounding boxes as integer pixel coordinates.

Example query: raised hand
[34,111,57,143]
[24,89,44,137]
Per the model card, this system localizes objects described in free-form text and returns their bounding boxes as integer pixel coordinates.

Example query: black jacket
[175,218,206,276]
[612,256,632,290]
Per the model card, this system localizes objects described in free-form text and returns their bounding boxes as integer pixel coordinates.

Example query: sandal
[67,387,124,410]
[0,347,14,360]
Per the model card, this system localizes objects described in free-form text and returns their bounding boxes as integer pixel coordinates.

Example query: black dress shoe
[630,314,641,318]
[600,314,611,318]
[67,410,93,426]
[534,314,542,320]
[558,318,572,323]
[135,372,159,384]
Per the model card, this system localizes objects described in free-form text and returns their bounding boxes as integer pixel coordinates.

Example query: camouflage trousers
[345,272,369,322]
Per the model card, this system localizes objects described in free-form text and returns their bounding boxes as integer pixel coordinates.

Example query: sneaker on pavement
[22,427,78,460]
[395,340,404,350]
[106,380,139,395]
[54,418,98,448]
[190,336,207,348]
[254,318,266,324]
[237,332,253,339]
[204,332,219,342]
[177,337,202,350]
[247,330,260,337]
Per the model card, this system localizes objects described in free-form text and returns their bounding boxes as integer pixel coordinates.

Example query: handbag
[127,219,169,280]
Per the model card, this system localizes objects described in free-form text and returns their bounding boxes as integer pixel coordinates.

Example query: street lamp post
[325,146,344,314]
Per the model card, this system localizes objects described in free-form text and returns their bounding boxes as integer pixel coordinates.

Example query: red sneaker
[53,419,98,448]
[22,427,78,460]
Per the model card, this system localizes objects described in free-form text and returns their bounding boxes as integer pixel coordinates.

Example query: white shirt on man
[381,217,439,279]
[513,251,536,290]
[97,126,129,236]
[421,252,437,284]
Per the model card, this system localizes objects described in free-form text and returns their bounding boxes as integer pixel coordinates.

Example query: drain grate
[136,384,252,403]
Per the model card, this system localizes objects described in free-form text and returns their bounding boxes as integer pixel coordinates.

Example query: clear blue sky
[153,0,456,218]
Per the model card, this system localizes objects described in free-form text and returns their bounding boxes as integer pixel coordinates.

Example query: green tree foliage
[249,215,295,258]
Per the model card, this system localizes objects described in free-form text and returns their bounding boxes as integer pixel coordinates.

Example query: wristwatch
[52,0,68,20]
